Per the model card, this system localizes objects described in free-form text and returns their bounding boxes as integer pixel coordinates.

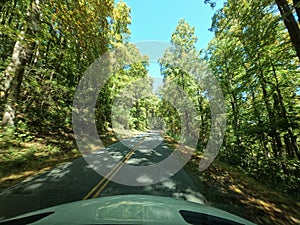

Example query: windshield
[0,0,299,225]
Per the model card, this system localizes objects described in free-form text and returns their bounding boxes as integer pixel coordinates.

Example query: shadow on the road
[0,134,206,220]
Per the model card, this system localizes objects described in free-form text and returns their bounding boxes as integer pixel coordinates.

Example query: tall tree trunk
[275,0,300,61]
[1,32,26,126]
[271,63,300,159]
[250,86,268,156]
[197,89,206,149]
[1,0,40,126]
[257,66,283,157]
[238,37,284,158]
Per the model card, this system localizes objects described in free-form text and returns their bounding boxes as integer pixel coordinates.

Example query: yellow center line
[83,136,147,200]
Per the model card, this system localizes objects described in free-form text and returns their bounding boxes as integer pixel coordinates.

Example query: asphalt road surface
[0,131,206,220]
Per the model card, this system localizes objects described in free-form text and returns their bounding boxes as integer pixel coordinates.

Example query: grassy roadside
[0,131,80,191]
[0,129,121,191]
[0,128,140,191]
[163,134,300,225]
[185,154,300,225]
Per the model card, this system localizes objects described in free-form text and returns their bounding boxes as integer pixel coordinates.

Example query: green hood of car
[0,195,256,225]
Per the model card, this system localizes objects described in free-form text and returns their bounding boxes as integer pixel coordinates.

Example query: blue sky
[115,0,223,85]
[122,0,218,50]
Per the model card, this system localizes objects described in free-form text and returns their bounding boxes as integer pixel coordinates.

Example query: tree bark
[1,0,40,126]
[257,66,283,157]
[1,31,27,126]
[275,0,300,61]
[271,63,300,159]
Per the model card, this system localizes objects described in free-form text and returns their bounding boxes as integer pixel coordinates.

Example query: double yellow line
[83,136,147,200]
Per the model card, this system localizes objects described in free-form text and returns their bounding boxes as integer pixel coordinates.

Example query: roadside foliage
[207,0,300,191]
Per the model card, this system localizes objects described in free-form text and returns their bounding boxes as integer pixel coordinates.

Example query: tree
[1,0,41,126]
[110,0,132,44]
[275,0,300,61]
[207,0,300,187]
[205,0,300,62]
[159,19,209,145]
[0,0,115,130]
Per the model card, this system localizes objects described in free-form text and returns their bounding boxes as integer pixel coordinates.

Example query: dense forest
[0,0,299,198]
[207,0,300,191]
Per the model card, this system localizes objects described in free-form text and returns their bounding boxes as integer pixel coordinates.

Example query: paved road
[0,131,206,220]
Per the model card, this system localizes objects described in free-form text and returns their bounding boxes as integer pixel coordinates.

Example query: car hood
[0,195,256,225]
